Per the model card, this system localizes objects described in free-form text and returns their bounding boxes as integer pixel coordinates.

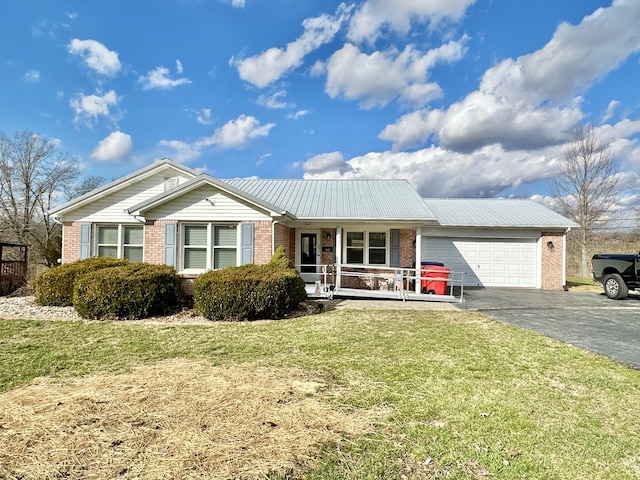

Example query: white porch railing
[296,263,465,303]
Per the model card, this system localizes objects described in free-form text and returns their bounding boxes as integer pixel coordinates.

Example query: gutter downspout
[272,220,279,256]
[563,227,570,288]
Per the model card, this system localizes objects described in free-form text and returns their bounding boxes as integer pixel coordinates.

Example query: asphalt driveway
[459,287,640,370]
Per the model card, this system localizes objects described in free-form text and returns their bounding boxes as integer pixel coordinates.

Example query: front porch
[299,263,465,303]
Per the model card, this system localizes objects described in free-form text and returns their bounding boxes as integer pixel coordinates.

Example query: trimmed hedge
[73,263,182,320]
[194,249,306,321]
[34,257,130,306]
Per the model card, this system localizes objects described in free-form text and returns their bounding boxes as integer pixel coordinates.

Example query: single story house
[49,159,576,297]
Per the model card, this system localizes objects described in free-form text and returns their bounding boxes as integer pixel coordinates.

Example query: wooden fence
[0,242,28,295]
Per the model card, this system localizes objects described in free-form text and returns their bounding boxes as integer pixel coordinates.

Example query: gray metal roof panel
[223,179,435,219]
[423,198,577,228]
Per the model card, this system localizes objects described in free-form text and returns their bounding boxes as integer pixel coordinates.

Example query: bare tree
[64,174,104,202]
[0,131,79,267]
[549,124,619,277]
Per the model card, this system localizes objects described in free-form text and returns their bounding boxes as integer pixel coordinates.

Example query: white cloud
[603,100,620,122]
[233,3,353,88]
[68,38,121,76]
[231,0,245,7]
[91,131,133,162]
[158,139,202,163]
[303,119,640,200]
[287,110,310,120]
[347,0,476,44]
[139,66,191,90]
[302,144,564,197]
[25,70,40,83]
[195,108,213,125]
[70,90,120,127]
[201,114,275,150]
[302,151,354,175]
[257,90,294,109]
[379,0,640,153]
[325,38,467,109]
[159,114,276,162]
[176,59,184,74]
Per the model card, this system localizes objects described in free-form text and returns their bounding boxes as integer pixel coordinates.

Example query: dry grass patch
[0,358,379,479]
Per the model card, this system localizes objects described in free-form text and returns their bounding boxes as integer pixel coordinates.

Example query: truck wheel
[603,273,629,300]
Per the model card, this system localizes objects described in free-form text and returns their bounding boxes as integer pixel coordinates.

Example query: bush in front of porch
[194,247,306,321]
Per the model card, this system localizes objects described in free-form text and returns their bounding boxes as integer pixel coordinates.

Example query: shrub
[34,257,129,306]
[269,245,295,270]
[194,251,306,321]
[73,263,182,320]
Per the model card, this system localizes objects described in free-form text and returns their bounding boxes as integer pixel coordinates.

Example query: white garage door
[422,238,538,288]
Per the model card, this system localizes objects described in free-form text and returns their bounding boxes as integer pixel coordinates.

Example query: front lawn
[1,309,639,479]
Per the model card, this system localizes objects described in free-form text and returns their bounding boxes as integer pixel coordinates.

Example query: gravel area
[0,296,80,321]
[0,296,213,325]
[0,296,335,325]
[0,295,448,325]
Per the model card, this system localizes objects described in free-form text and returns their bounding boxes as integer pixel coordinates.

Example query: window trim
[180,222,239,273]
[343,230,389,266]
[95,224,144,261]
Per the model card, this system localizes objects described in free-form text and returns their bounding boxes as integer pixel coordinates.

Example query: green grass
[566,276,600,286]
[2,309,640,479]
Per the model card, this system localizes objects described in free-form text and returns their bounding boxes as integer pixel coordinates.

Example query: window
[184,225,207,269]
[213,225,237,269]
[97,225,144,261]
[345,231,387,265]
[368,232,387,265]
[346,232,364,264]
[181,224,238,271]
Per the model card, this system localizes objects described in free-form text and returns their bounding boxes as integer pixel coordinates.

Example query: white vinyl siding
[66,170,194,223]
[96,225,144,261]
[147,186,271,221]
[181,223,238,272]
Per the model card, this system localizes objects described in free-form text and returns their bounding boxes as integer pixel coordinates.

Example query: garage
[422,236,539,288]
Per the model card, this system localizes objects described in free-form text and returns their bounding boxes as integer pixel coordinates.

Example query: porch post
[335,227,342,289]
[415,228,422,294]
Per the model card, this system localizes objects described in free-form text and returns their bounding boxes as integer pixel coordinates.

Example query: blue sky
[1,0,640,208]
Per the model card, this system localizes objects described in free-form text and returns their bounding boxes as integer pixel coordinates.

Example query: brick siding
[253,221,272,265]
[400,229,416,268]
[62,222,82,263]
[540,233,565,290]
[144,220,171,265]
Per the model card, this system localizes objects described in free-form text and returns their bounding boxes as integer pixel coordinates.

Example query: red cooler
[420,262,450,295]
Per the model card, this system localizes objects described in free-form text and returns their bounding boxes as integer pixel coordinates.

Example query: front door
[300,232,320,282]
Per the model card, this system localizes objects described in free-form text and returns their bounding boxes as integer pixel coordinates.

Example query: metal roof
[223,178,435,220]
[423,198,577,228]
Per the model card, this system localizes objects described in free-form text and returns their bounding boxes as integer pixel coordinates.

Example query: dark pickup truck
[591,253,640,299]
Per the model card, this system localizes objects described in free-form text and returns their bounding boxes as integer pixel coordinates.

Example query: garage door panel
[423,237,538,288]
